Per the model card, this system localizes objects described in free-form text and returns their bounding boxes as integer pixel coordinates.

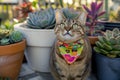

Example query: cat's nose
[65,26,71,31]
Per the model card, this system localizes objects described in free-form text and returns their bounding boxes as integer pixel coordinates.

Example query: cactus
[9,31,23,43]
[94,28,120,58]
[27,8,55,29]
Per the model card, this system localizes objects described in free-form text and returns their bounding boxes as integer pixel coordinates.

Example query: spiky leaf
[109,38,116,45]
[94,47,101,53]
[102,36,111,45]
[103,43,112,51]
[96,2,103,12]
[98,36,104,43]
[116,36,120,44]
[110,51,120,55]
[100,49,109,55]
[95,41,104,49]
[107,54,116,58]
[112,28,120,38]
[112,45,120,50]
[105,30,112,40]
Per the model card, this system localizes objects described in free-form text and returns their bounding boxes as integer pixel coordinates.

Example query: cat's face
[54,10,87,43]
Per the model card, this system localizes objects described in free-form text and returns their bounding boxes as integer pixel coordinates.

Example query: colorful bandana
[57,39,84,64]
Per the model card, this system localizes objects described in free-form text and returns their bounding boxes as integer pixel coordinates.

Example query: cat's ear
[55,9,66,24]
[76,11,87,25]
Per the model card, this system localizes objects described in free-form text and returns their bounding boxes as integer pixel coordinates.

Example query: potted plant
[14,8,56,72]
[94,28,120,80]
[14,2,34,23]
[0,24,26,80]
[83,1,105,45]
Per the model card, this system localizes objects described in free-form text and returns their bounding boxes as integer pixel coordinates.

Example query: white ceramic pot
[14,23,56,72]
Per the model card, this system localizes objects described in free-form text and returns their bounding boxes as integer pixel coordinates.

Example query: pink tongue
[63,54,77,64]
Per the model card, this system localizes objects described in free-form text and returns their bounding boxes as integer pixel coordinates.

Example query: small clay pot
[88,36,98,45]
[0,39,26,80]
[88,30,104,45]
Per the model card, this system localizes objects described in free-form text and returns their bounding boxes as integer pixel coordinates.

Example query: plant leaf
[82,5,91,14]
[86,22,91,26]
[98,11,106,17]
[87,15,93,19]
[91,2,96,17]
[96,2,103,12]
[59,0,64,8]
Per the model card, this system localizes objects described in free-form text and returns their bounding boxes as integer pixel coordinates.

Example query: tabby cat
[50,9,92,80]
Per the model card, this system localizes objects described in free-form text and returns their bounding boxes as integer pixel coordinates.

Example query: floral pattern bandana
[57,39,84,64]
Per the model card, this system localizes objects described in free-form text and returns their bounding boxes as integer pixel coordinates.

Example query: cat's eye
[60,23,65,29]
[73,24,78,29]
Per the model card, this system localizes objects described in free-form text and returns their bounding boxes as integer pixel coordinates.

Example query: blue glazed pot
[95,53,120,80]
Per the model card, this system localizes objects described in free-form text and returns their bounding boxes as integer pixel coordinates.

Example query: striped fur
[50,9,92,80]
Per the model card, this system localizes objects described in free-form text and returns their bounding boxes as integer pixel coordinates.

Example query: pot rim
[96,53,120,60]
[14,23,54,32]
[0,39,26,55]
[88,36,98,39]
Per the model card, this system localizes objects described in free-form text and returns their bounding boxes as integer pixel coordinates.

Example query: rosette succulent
[0,30,23,45]
[27,8,55,29]
[94,28,120,58]
[0,29,11,39]
[10,31,23,43]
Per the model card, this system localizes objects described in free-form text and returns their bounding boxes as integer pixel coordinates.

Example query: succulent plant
[109,7,120,22]
[0,23,23,46]
[15,2,34,20]
[9,31,23,43]
[0,38,10,45]
[0,29,11,39]
[94,28,120,58]
[0,30,23,45]
[83,1,105,36]
[115,8,120,21]
[27,8,55,29]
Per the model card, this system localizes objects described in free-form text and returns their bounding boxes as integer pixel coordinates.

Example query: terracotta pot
[0,39,26,80]
[88,36,98,45]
